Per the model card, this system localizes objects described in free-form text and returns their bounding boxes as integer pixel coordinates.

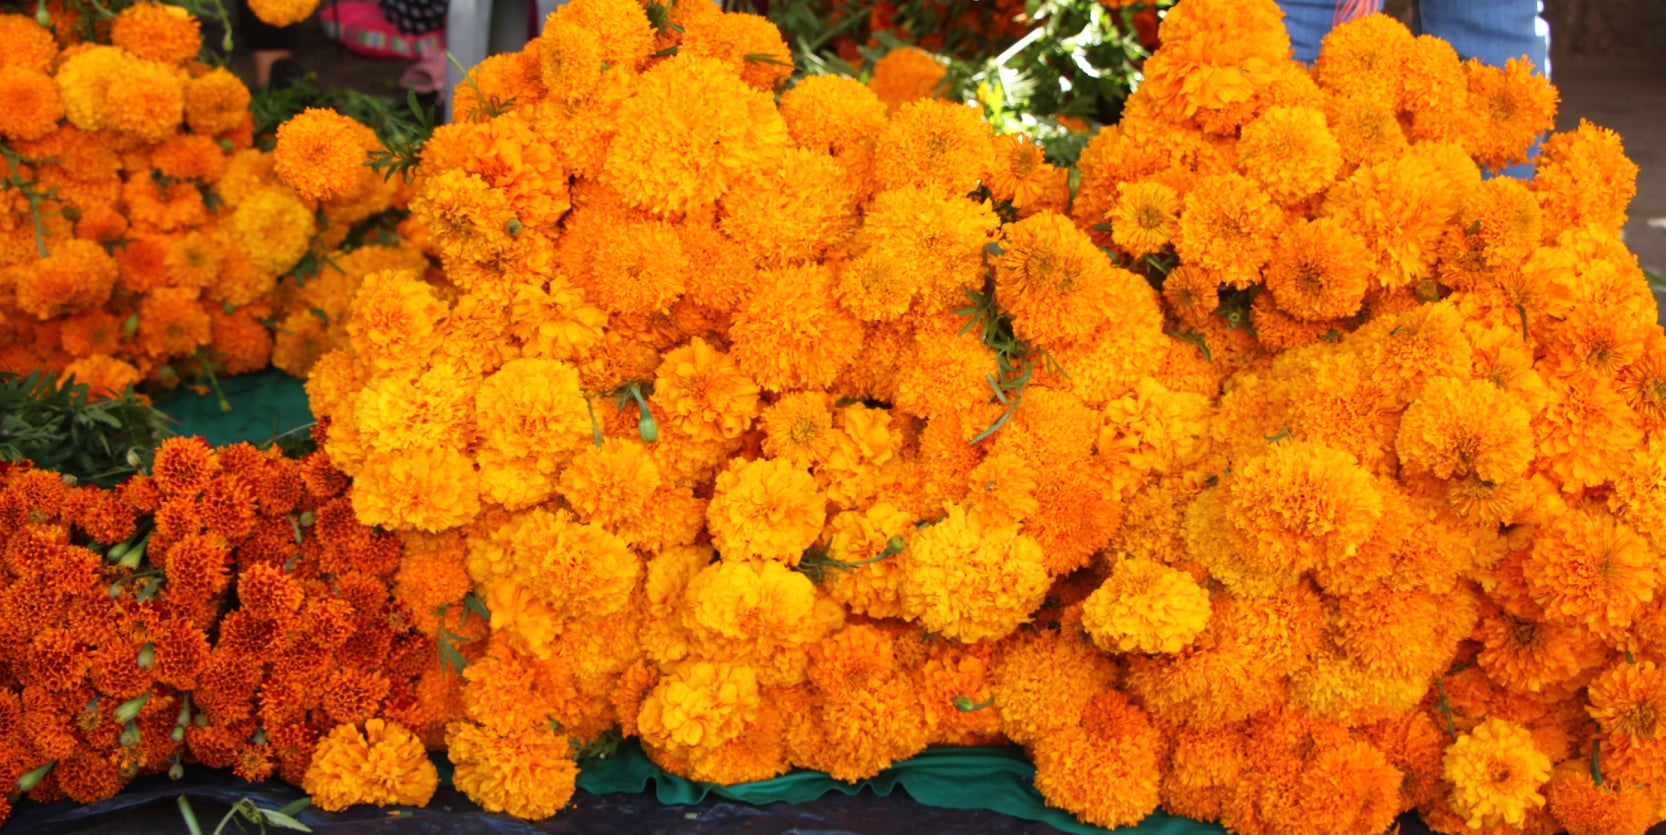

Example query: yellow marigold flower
[184,67,252,136]
[1463,57,1558,174]
[637,660,761,751]
[1443,717,1552,829]
[995,210,1130,346]
[410,169,517,264]
[706,457,826,564]
[0,67,64,142]
[352,445,481,532]
[1237,105,1342,207]
[248,0,320,26]
[963,452,1037,530]
[54,46,126,132]
[510,276,606,363]
[1588,660,1666,740]
[1176,173,1283,289]
[446,722,577,821]
[111,3,201,65]
[651,337,759,444]
[484,581,553,660]
[302,719,438,811]
[274,107,377,203]
[678,11,792,92]
[760,391,835,469]
[1533,119,1639,238]
[1109,180,1180,258]
[351,363,477,455]
[230,186,316,275]
[545,0,654,72]
[1523,508,1656,642]
[868,46,945,113]
[103,58,185,143]
[1396,375,1533,486]
[729,263,863,392]
[473,357,591,471]
[1262,217,1370,322]
[601,54,788,217]
[1313,13,1413,107]
[984,133,1054,209]
[0,13,59,73]
[556,442,660,535]
[873,99,992,197]
[345,268,446,375]
[422,111,570,231]
[900,503,1048,643]
[1084,559,1208,656]
[858,185,996,315]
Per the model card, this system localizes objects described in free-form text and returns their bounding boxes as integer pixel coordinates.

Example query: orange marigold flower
[652,337,760,444]
[600,54,787,217]
[58,311,123,359]
[111,3,201,65]
[729,263,863,392]
[273,107,377,203]
[248,0,320,27]
[103,58,185,143]
[0,13,58,73]
[1082,557,1211,655]
[346,269,446,375]
[985,133,1055,208]
[706,457,826,564]
[1313,12,1414,106]
[184,67,251,136]
[778,74,887,194]
[536,19,603,105]
[447,721,577,820]
[1262,217,1370,322]
[677,11,792,92]
[1523,508,1656,642]
[137,286,211,360]
[0,67,64,142]
[1237,105,1342,206]
[857,185,997,316]
[1534,119,1639,237]
[545,0,654,72]
[151,436,220,498]
[409,169,517,264]
[759,392,835,469]
[1030,693,1163,829]
[1443,717,1552,829]
[207,308,274,375]
[1397,375,1533,485]
[873,99,992,197]
[1587,660,1666,740]
[867,46,945,113]
[302,718,438,811]
[1175,173,1283,289]
[473,356,590,467]
[230,186,316,275]
[1109,180,1181,258]
[1463,56,1558,173]
[994,211,1132,346]
[637,660,761,751]
[900,503,1049,643]
[352,446,481,533]
[14,239,119,320]
[62,356,143,402]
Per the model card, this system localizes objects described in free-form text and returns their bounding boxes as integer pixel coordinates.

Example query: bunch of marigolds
[0,2,418,399]
[0,436,448,827]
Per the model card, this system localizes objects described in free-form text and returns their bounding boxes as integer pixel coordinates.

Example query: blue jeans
[1277,0,1550,177]
[1277,0,1549,75]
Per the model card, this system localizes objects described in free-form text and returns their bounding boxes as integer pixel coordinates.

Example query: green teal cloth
[577,741,1225,835]
[154,369,313,448]
[164,369,1226,835]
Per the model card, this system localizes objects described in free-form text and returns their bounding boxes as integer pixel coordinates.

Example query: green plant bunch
[0,371,170,487]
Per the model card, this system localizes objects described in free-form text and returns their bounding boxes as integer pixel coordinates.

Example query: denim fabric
[1276,0,1550,75]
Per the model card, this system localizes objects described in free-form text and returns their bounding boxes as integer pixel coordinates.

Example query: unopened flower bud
[169,761,185,780]
[120,721,141,748]
[126,448,143,468]
[298,510,317,527]
[137,643,155,670]
[112,692,150,724]
[17,761,53,792]
[506,218,523,235]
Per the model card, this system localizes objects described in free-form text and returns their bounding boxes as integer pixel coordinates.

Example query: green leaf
[258,808,313,832]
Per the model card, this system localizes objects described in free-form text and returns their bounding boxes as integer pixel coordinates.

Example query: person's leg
[1415,0,1549,75]
[235,0,300,87]
[1276,0,1349,65]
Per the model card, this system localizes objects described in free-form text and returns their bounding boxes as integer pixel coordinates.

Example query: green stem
[1591,738,1603,787]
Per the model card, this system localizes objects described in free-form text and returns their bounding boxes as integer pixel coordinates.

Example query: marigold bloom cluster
[0,5,412,397]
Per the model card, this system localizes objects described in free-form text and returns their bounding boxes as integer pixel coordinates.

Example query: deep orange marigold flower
[873,99,993,197]
[111,3,202,65]
[1463,56,1558,173]
[1523,508,1656,642]
[274,107,378,203]
[0,67,64,142]
[867,46,946,113]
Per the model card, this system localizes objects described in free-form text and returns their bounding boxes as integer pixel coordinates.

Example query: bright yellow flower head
[706,457,827,564]
[636,660,761,751]
[1109,180,1180,258]
[231,186,316,276]
[1082,558,1211,655]
[351,445,482,533]
[1442,717,1552,829]
[473,357,592,471]
[446,722,578,820]
[345,268,447,375]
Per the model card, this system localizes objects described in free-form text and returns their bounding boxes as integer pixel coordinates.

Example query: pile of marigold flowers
[291,0,1666,831]
[0,436,452,827]
[0,2,418,399]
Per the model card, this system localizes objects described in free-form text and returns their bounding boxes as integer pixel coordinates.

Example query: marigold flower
[1443,717,1552,829]
[720,146,856,267]
[0,13,59,73]
[1176,173,1283,289]
[900,504,1048,643]
[637,660,761,750]
[1397,375,1533,486]
[351,446,481,533]
[994,211,1131,346]
[1534,119,1639,237]
[546,0,654,72]
[601,54,787,216]
[1313,13,1413,106]
[706,457,826,564]
[447,722,577,820]
[136,287,211,360]
[867,46,945,112]
[15,239,119,321]
[409,169,518,264]
[873,99,992,197]
[778,73,887,192]
[1082,558,1211,655]
[0,67,63,142]
[729,263,863,392]
[302,718,436,811]
[1237,105,1342,206]
[1262,217,1370,322]
[1109,180,1181,258]
[1030,693,1163,829]
[1463,57,1558,173]
[103,58,185,143]
[184,67,253,137]
[858,185,996,316]
[473,357,590,472]
[112,3,202,65]
[1587,660,1666,740]
[248,0,320,26]
[985,133,1055,208]
[1523,508,1656,642]
[652,337,760,444]
[230,187,316,276]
